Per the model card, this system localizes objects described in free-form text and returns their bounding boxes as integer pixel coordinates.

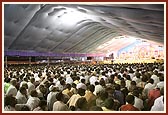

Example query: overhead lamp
[60,8,90,27]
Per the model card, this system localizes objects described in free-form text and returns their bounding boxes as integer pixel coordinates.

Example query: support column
[29,57,31,66]
[47,57,50,66]
[5,56,7,68]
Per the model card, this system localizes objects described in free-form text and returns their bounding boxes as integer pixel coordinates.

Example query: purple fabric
[4,50,105,57]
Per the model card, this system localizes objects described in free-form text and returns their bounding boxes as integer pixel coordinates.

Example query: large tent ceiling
[4,3,164,55]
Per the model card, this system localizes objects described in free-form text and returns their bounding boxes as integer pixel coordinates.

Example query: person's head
[81,79,85,84]
[104,98,114,109]
[19,86,27,95]
[70,106,76,111]
[76,76,80,81]
[95,81,99,85]
[148,78,154,84]
[39,100,48,111]
[102,71,106,76]
[89,106,103,111]
[30,77,35,83]
[20,105,31,111]
[115,84,121,90]
[158,73,164,81]
[129,69,134,74]
[160,87,164,95]
[23,77,28,82]
[126,75,131,80]
[106,86,115,95]
[39,84,47,94]
[60,80,65,85]
[72,83,76,88]
[153,70,158,75]
[22,83,28,89]
[99,78,105,86]
[120,80,126,87]
[66,83,71,90]
[141,75,148,82]
[75,97,88,110]
[135,72,141,78]
[77,88,85,96]
[10,78,17,86]
[125,95,135,105]
[4,95,17,107]
[132,90,139,97]
[55,92,63,101]
[131,81,136,86]
[67,71,70,74]
[30,90,38,97]
[98,90,108,100]
[4,77,11,83]
[88,84,95,93]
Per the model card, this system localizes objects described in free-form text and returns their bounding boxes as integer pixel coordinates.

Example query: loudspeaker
[31,57,36,62]
[87,57,92,60]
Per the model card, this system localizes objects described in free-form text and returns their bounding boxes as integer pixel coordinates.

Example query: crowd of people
[4,62,165,111]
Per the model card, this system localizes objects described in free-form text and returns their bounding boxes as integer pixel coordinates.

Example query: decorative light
[60,8,90,27]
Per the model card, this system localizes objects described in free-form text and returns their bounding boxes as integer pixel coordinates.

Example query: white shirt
[89,76,98,85]
[151,96,164,111]
[132,77,141,84]
[94,84,105,95]
[34,73,40,81]
[128,73,134,80]
[65,76,73,85]
[156,81,164,89]
[20,81,27,87]
[125,80,131,89]
[6,85,17,97]
[37,90,43,98]
[47,92,58,111]
[27,82,36,94]
[151,75,160,86]
[134,96,144,110]
[76,83,87,90]
[15,91,27,104]
[144,83,155,96]
[56,81,64,91]
[53,101,69,111]
[26,96,40,110]
[4,106,16,111]
[85,75,91,84]
[99,76,108,83]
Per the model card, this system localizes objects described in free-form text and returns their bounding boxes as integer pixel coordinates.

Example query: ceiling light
[60,8,90,27]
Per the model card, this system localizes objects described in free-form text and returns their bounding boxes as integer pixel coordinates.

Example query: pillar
[29,57,31,66]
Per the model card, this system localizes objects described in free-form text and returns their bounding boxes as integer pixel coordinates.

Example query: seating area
[4,62,164,111]
[3,3,165,112]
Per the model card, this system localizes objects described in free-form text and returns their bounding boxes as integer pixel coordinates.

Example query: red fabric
[148,88,161,108]
[120,104,139,111]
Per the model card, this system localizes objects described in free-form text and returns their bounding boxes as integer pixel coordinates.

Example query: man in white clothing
[151,87,164,111]
[76,79,87,90]
[143,79,155,98]
[47,85,59,110]
[156,73,164,90]
[151,70,160,86]
[15,86,27,104]
[133,90,144,110]
[89,73,98,86]
[65,73,73,85]
[53,92,69,111]
[67,88,85,107]
[27,77,36,95]
[6,78,17,97]
[26,90,40,110]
